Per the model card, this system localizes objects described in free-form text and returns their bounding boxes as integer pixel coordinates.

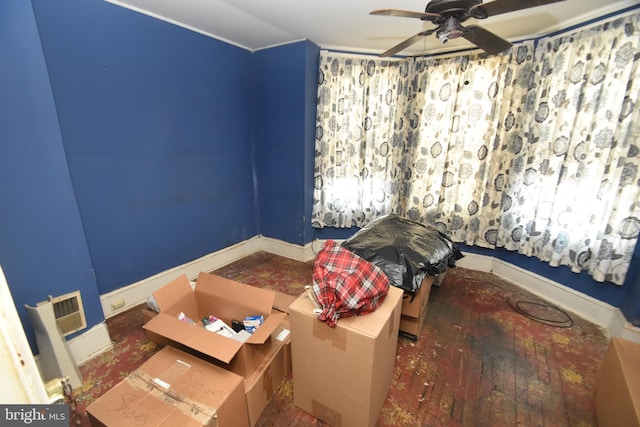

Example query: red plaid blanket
[312,240,390,327]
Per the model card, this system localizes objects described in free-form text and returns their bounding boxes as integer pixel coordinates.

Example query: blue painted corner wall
[0,0,103,351]
[32,0,258,294]
[2,0,260,354]
[253,41,319,245]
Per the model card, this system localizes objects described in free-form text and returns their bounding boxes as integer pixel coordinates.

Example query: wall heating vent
[47,291,87,337]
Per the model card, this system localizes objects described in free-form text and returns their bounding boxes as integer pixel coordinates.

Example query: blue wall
[0,0,103,351]
[253,41,319,245]
[1,0,259,354]
[31,0,258,295]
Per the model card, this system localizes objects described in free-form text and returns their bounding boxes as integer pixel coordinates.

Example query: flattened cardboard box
[86,346,248,427]
[595,337,640,427]
[289,285,403,427]
[143,272,286,379]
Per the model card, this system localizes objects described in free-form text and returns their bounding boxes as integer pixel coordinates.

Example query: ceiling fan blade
[379,30,436,57]
[470,0,566,18]
[463,25,513,55]
[370,8,440,22]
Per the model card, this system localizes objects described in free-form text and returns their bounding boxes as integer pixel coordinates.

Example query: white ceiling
[106,0,637,56]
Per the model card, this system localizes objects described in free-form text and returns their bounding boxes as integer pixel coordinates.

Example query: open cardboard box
[143,272,286,379]
[86,346,249,427]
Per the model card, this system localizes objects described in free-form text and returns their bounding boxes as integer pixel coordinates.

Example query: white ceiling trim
[103,0,639,56]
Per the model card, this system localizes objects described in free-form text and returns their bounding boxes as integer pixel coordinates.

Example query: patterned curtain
[312,55,408,227]
[312,12,640,285]
[397,45,536,248]
[496,15,640,284]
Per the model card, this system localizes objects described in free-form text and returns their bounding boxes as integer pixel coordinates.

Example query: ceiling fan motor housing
[425,0,482,21]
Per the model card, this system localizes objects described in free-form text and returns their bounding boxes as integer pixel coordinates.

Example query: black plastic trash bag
[341,214,463,293]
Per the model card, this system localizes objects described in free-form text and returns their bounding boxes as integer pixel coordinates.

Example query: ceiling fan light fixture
[437,16,466,44]
[437,30,450,44]
[437,28,465,44]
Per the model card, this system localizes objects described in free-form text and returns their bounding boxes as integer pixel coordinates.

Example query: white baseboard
[452,251,609,327]
[491,258,615,328]
[488,254,640,344]
[67,322,112,365]
[99,235,312,320]
[80,238,638,363]
[100,236,261,319]
[259,236,317,262]
[609,308,640,343]
[455,252,492,272]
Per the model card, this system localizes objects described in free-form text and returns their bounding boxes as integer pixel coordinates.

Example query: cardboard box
[432,271,447,287]
[399,299,430,339]
[279,315,292,377]
[244,331,287,426]
[272,290,297,315]
[143,273,286,379]
[595,337,640,427]
[270,290,296,376]
[142,307,158,322]
[86,346,249,427]
[399,276,434,338]
[289,285,403,427]
[400,276,432,318]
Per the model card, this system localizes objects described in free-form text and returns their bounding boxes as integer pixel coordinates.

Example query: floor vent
[47,291,87,337]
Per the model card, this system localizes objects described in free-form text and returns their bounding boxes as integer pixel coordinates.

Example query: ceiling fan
[370,0,566,56]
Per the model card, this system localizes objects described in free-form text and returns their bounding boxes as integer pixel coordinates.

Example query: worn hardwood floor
[77,252,608,426]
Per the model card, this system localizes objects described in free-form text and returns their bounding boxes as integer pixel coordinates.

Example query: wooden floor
[82,252,609,426]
